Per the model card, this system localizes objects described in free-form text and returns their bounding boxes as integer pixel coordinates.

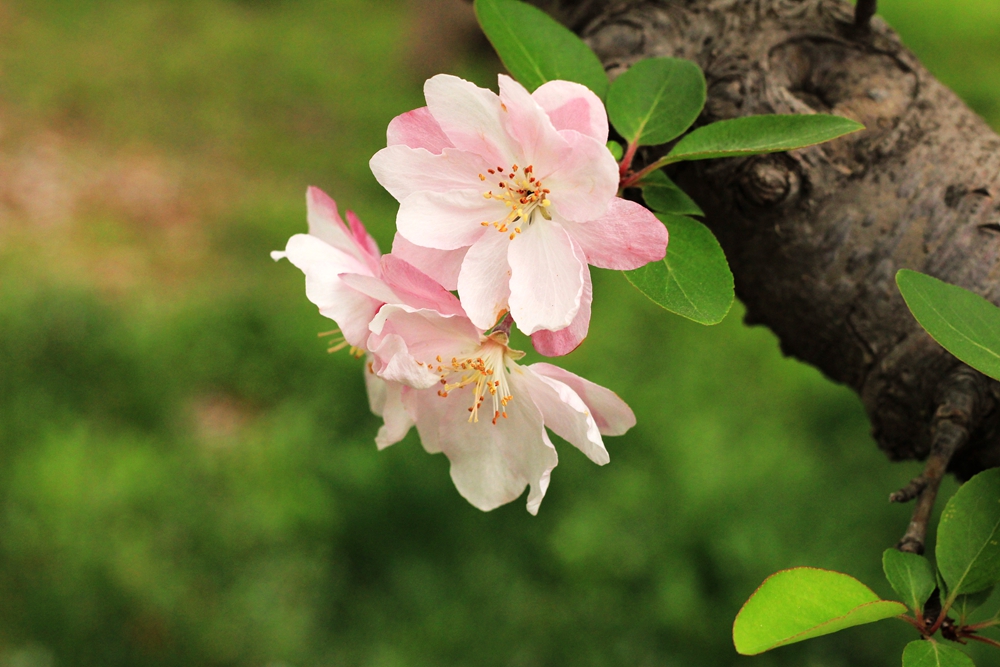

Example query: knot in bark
[739,157,797,207]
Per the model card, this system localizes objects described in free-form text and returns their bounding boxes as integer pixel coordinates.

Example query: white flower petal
[424,74,518,168]
[374,382,415,450]
[369,305,481,382]
[364,354,388,416]
[277,233,378,347]
[517,364,609,465]
[369,145,490,202]
[408,371,558,514]
[457,230,512,330]
[531,267,592,356]
[369,332,440,389]
[396,189,495,251]
[543,130,619,222]
[530,363,636,436]
[508,221,585,334]
[497,74,571,173]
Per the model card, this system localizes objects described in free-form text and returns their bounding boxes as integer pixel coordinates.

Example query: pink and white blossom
[370,73,668,355]
[367,305,636,514]
[272,187,462,448]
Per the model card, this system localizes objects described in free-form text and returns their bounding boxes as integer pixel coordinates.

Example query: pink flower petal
[396,189,495,251]
[369,145,491,202]
[530,363,636,436]
[508,221,586,334]
[457,230,512,331]
[390,233,466,291]
[532,80,609,144]
[543,129,619,222]
[346,209,381,264]
[407,372,559,514]
[531,268,592,356]
[517,364,609,465]
[386,106,453,153]
[424,74,518,168]
[561,197,668,270]
[338,273,400,306]
[380,254,465,317]
[306,187,381,274]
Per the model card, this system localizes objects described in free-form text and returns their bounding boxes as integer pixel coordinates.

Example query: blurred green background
[0,1,997,665]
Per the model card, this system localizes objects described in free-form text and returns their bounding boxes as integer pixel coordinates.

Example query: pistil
[427,335,521,425]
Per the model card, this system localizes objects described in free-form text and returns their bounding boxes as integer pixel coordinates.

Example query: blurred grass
[0,0,996,665]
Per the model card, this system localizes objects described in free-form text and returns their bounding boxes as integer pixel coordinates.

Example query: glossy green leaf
[896,269,1000,381]
[641,176,704,216]
[883,549,936,614]
[952,586,993,624]
[474,0,608,97]
[606,57,706,145]
[733,567,907,655]
[663,114,864,163]
[902,640,975,667]
[623,214,733,325]
[937,468,1000,598]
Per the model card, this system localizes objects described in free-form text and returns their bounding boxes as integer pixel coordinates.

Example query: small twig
[896,419,968,554]
[964,619,1000,632]
[896,368,982,554]
[890,476,928,503]
[897,614,926,633]
[965,634,1000,650]
[854,0,877,30]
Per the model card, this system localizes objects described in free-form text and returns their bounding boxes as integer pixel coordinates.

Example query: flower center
[479,164,552,240]
[433,334,522,424]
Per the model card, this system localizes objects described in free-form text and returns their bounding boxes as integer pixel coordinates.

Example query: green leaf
[883,549,936,614]
[663,114,864,163]
[642,175,704,216]
[623,214,733,325]
[473,0,608,97]
[606,140,624,161]
[902,640,975,667]
[606,57,706,146]
[733,567,907,655]
[896,269,1000,382]
[952,586,993,624]
[937,468,1000,598]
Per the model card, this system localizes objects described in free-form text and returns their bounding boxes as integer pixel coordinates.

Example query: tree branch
[557,0,1000,485]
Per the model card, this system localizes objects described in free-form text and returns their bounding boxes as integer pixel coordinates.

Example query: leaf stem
[619,156,674,191]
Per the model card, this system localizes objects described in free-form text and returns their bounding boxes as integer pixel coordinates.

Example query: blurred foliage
[0,0,997,665]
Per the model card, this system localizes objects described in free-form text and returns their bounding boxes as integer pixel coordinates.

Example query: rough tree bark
[530,0,1000,548]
